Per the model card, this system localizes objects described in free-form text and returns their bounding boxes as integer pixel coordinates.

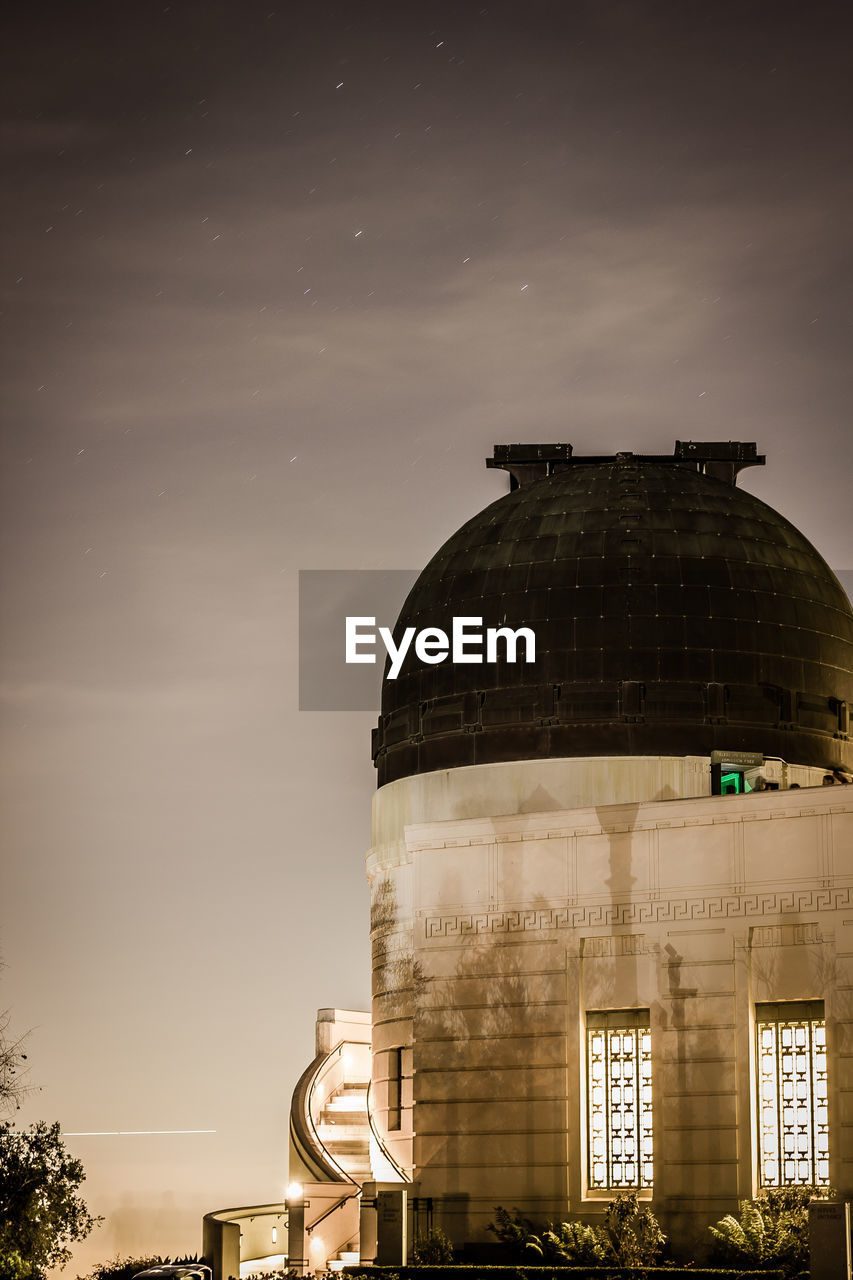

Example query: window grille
[586,1009,653,1189]
[756,1001,829,1188]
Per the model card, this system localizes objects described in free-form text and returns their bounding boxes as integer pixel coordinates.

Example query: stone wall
[369,773,852,1259]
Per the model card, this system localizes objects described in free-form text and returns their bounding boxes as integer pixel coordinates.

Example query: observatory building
[363,441,853,1258]
[210,441,853,1273]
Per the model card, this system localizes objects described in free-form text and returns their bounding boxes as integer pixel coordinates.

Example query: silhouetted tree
[0,1120,99,1276]
[0,1010,31,1116]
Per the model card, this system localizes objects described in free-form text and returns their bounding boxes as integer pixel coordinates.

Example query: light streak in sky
[63,1129,216,1136]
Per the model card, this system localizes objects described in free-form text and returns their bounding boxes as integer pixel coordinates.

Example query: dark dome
[373,443,853,786]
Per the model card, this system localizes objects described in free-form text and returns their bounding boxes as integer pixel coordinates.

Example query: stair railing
[307,1044,359,1185]
[292,1040,375,1186]
[291,1045,357,1185]
[291,1038,410,1188]
[305,1187,360,1237]
[365,1079,409,1182]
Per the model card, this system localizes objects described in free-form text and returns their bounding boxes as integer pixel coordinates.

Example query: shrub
[486,1208,540,1263]
[708,1184,833,1276]
[601,1192,666,1266]
[489,1193,667,1267]
[528,1220,610,1265]
[412,1229,454,1265]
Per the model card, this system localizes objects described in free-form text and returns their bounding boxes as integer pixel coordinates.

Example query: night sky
[2,1,852,1270]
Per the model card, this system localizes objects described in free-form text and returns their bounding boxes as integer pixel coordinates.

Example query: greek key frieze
[423,886,851,939]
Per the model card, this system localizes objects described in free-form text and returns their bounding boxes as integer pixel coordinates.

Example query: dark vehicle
[133,1267,211,1280]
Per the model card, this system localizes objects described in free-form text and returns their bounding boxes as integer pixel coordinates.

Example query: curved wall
[368,765,853,1256]
[366,754,830,1169]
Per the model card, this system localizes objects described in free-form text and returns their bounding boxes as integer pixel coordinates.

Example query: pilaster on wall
[369,855,415,1178]
[653,927,739,1212]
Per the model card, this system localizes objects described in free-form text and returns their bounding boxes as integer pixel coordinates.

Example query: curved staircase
[287,1011,405,1271]
[314,1079,372,1181]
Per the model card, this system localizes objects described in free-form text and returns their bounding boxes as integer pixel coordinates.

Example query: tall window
[756,1001,829,1188]
[586,1009,653,1190]
[388,1047,403,1131]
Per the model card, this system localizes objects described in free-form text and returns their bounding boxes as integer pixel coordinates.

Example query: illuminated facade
[364,443,853,1260]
